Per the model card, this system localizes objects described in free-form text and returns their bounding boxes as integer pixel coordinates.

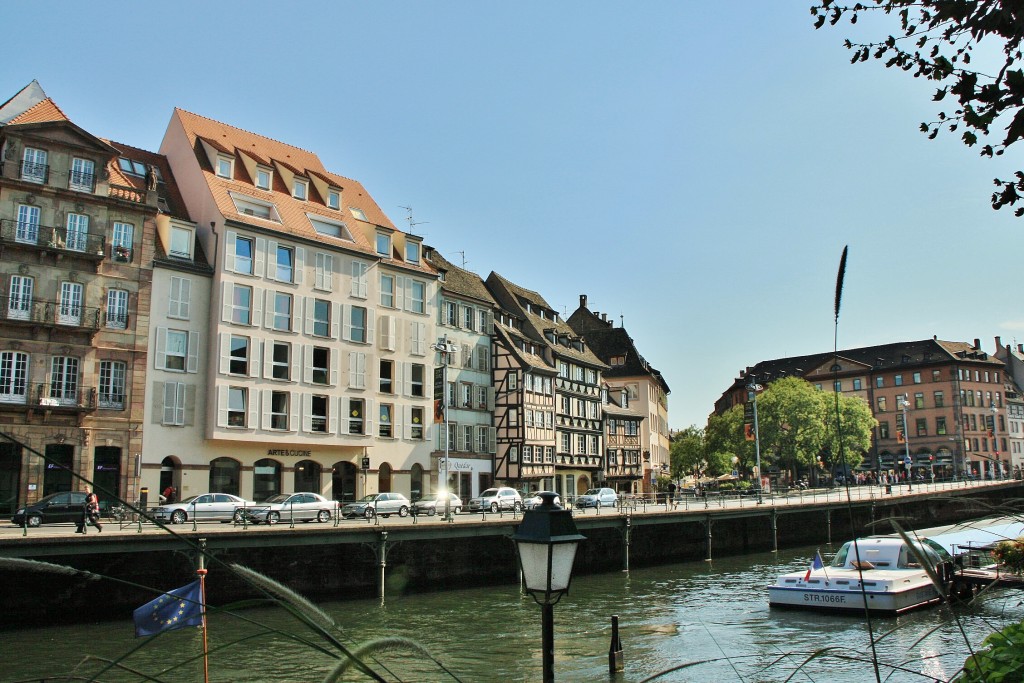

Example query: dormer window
[230,192,281,222]
[255,167,272,190]
[169,223,194,260]
[405,240,420,264]
[117,157,147,177]
[327,189,340,210]
[292,178,308,200]
[216,155,233,179]
[376,232,391,257]
[350,207,367,221]
[610,355,626,366]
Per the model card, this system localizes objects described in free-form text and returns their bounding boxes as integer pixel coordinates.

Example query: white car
[153,493,254,524]
[523,491,562,510]
[469,487,523,513]
[242,492,335,524]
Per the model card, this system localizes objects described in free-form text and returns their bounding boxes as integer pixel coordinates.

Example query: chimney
[580,294,587,309]
[995,336,1002,352]
[974,338,981,350]
[1019,344,1024,354]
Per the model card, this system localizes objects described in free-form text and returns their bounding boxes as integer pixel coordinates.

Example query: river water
[5,542,1023,682]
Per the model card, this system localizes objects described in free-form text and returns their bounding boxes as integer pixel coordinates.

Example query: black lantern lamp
[512,491,586,682]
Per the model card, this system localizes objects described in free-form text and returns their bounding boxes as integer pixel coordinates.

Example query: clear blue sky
[7,1,1022,429]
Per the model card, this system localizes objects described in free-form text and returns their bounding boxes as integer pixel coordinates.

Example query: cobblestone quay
[1,481,1020,628]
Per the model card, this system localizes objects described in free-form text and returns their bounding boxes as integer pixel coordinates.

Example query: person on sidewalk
[76,489,102,534]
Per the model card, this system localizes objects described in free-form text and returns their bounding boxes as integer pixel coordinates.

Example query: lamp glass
[518,541,553,594]
[548,542,579,593]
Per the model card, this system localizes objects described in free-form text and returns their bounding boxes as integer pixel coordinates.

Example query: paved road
[0,478,1014,541]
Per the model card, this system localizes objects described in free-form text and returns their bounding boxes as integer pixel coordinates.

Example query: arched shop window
[209,457,240,496]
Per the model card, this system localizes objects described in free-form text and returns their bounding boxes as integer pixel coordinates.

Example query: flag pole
[197,539,209,683]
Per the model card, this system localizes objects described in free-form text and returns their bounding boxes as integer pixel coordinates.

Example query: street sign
[433,366,445,397]
[361,457,370,470]
[903,455,912,466]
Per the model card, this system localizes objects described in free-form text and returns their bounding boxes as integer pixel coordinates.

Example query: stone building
[0,81,173,510]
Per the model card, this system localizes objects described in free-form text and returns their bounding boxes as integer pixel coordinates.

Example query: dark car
[12,491,89,527]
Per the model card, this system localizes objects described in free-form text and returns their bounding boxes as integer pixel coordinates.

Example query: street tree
[704,406,754,476]
[811,0,1024,215]
[754,377,829,477]
[670,426,706,480]
[822,393,876,472]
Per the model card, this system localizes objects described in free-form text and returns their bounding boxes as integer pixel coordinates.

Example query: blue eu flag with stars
[133,580,204,637]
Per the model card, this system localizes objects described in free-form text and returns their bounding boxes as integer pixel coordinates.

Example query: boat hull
[768,583,941,615]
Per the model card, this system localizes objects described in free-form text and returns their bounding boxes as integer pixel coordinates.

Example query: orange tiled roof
[172,108,434,275]
[105,139,191,222]
[7,97,69,125]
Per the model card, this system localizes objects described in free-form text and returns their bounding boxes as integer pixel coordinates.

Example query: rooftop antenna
[398,205,429,232]
[456,251,468,269]
[620,314,624,328]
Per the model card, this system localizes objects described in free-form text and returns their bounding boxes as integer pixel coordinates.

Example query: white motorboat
[768,536,952,615]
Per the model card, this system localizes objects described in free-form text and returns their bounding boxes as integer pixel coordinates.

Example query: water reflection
[4,545,1022,682]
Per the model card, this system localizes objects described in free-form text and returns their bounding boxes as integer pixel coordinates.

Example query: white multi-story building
[424,248,496,499]
[158,109,438,503]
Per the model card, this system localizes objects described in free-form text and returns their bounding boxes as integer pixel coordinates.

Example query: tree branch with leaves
[812,0,1024,215]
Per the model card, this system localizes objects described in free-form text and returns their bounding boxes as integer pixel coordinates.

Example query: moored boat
[768,536,953,615]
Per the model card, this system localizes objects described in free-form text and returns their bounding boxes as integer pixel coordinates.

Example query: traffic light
[896,430,905,444]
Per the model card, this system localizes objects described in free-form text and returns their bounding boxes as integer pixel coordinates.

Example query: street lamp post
[747,382,764,503]
[432,337,457,521]
[898,393,912,492]
[512,492,586,683]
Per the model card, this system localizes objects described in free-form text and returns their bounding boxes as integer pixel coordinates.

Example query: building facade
[715,337,1011,480]
[159,109,438,503]
[486,274,606,498]
[423,247,496,499]
[568,294,670,492]
[0,82,162,511]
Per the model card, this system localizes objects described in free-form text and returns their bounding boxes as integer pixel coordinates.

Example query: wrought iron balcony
[68,169,96,193]
[0,219,107,260]
[0,295,102,331]
[33,384,96,411]
[19,160,49,184]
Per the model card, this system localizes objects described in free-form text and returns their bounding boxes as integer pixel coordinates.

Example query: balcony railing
[33,384,96,411]
[108,184,146,203]
[68,170,96,193]
[0,219,107,258]
[19,160,49,184]
[0,295,101,331]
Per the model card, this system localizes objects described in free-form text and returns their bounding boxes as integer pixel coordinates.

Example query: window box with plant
[113,245,131,262]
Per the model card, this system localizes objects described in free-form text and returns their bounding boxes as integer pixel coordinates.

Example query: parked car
[152,493,254,524]
[523,491,562,510]
[241,492,335,524]
[575,487,620,509]
[12,491,90,527]
[412,492,463,516]
[468,487,523,513]
[341,493,411,519]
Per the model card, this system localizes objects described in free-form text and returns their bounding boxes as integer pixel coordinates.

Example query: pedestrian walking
[76,488,102,534]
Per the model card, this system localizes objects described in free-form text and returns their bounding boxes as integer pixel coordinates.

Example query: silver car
[575,487,619,509]
[153,493,254,524]
[412,492,463,516]
[468,487,523,513]
[341,492,411,519]
[242,492,335,524]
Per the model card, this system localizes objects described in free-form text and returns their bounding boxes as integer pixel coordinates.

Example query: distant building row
[0,81,670,512]
[714,336,1024,479]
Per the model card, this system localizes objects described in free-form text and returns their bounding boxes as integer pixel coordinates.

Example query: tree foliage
[811,0,1024,215]
[708,377,876,478]
[670,426,706,479]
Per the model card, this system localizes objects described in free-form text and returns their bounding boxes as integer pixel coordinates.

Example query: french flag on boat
[804,551,824,581]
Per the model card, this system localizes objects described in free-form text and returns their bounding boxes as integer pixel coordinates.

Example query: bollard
[608,614,624,673]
